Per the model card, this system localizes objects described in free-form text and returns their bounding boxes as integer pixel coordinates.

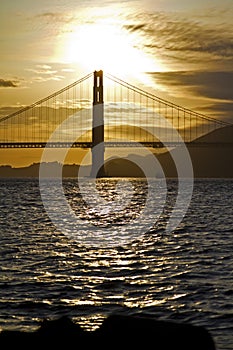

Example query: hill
[0,163,91,178]
[192,124,233,144]
[158,125,233,178]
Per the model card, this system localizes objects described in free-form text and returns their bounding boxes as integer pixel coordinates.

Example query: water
[0,178,232,349]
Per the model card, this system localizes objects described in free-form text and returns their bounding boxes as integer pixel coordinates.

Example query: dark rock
[37,316,83,337]
[96,314,216,349]
[0,314,216,349]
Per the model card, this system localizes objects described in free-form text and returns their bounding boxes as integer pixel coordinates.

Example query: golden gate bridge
[0,70,231,156]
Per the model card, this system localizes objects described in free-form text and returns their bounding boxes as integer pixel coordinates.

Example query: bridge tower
[91,70,105,177]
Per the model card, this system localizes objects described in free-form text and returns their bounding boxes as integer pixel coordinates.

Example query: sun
[59,19,163,79]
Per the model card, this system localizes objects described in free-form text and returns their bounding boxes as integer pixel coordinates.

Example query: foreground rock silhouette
[0,314,216,349]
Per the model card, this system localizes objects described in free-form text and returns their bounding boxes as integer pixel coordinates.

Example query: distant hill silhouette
[192,124,233,144]
[0,162,90,178]
[0,125,232,178]
[158,125,233,178]
[187,125,233,178]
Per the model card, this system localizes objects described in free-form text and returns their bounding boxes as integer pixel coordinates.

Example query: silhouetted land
[0,314,216,349]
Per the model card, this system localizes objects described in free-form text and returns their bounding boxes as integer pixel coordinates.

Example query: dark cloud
[147,70,233,121]
[202,102,233,113]
[197,102,233,123]
[124,11,233,64]
[198,102,233,119]
[124,24,146,32]
[0,79,18,88]
[148,71,233,101]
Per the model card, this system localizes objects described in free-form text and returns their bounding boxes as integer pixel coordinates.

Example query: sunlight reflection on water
[0,178,233,349]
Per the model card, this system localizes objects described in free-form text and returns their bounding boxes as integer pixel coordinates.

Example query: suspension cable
[0,72,93,123]
[105,72,232,127]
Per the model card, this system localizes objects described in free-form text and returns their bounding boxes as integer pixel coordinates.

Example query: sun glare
[60,19,163,79]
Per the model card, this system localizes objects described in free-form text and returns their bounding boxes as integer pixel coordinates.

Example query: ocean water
[0,178,232,349]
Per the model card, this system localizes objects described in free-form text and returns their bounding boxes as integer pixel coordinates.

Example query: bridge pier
[91,70,105,177]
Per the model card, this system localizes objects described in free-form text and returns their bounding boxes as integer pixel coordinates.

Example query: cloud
[0,79,19,88]
[36,64,52,70]
[124,24,146,32]
[26,65,57,75]
[25,65,64,83]
[124,10,233,66]
[202,102,233,112]
[31,75,64,82]
[34,12,72,24]
[122,8,233,122]
[198,102,233,120]
[148,71,233,101]
[147,70,233,121]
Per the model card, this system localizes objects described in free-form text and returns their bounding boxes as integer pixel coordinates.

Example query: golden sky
[0,0,232,166]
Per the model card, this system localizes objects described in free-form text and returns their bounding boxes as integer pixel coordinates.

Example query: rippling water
[0,178,232,349]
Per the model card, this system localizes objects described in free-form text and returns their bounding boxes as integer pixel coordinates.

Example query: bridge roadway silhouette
[0,70,232,153]
[1,141,231,149]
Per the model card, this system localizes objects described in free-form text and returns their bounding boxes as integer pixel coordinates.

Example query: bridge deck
[0,142,232,149]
